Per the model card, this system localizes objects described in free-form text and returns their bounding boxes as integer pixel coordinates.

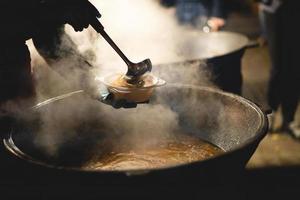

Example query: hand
[94,86,139,109]
[207,17,226,32]
[100,93,138,109]
[64,1,101,32]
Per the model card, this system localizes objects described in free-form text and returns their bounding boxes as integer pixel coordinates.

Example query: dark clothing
[0,0,95,41]
[263,1,300,123]
[0,0,56,102]
[260,0,289,5]
[0,1,39,42]
[160,0,177,7]
[177,0,225,18]
[0,42,35,102]
[260,0,273,5]
[0,0,96,103]
[175,0,225,28]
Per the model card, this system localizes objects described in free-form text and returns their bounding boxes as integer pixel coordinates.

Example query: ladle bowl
[125,59,152,83]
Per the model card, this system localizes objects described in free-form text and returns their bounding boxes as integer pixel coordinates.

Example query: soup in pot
[84,134,224,171]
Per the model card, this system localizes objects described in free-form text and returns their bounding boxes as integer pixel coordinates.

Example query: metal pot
[2,84,268,188]
[155,31,258,94]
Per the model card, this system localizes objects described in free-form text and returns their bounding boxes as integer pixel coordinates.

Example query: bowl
[98,73,166,103]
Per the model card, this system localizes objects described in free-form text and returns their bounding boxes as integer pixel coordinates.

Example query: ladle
[90,18,152,83]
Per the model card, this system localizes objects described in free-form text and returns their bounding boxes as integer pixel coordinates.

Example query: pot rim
[155,31,249,65]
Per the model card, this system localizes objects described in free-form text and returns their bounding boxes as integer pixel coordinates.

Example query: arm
[31,0,101,94]
[32,23,139,109]
[206,0,226,32]
[32,25,91,67]
[0,0,100,41]
[32,24,96,93]
[37,0,101,32]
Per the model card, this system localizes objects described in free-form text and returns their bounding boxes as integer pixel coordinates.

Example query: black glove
[101,93,138,109]
[64,0,101,32]
[97,87,138,109]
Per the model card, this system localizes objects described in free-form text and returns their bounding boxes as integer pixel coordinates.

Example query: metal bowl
[97,73,166,102]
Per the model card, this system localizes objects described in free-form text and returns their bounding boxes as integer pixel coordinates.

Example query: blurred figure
[174,0,226,31]
[160,0,177,7]
[259,0,300,138]
[257,2,268,46]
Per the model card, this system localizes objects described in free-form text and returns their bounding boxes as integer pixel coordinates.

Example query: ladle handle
[90,18,132,66]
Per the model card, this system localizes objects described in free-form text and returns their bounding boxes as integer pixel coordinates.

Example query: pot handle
[244,96,272,115]
[254,103,273,115]
[246,40,260,49]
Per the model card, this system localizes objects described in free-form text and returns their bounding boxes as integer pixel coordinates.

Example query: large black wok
[2,84,267,188]
[156,31,258,94]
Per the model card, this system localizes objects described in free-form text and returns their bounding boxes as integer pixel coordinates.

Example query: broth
[84,135,224,171]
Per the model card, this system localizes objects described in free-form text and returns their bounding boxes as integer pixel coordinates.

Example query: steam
[69,0,187,72]
[33,95,181,156]
[28,0,213,98]
[24,0,220,157]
